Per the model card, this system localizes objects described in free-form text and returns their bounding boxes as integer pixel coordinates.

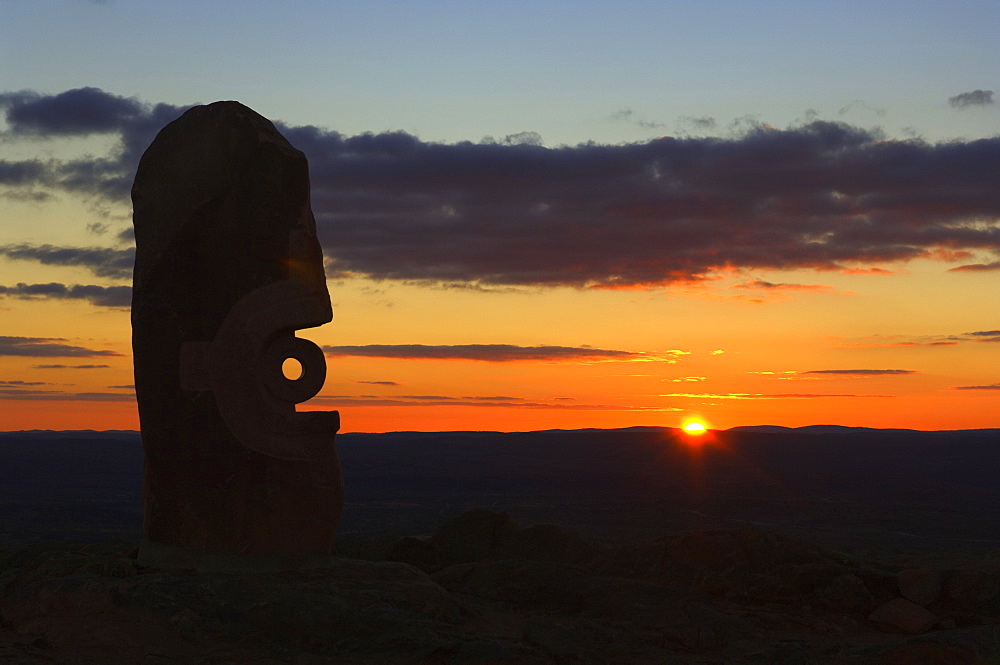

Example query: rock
[523,617,581,657]
[430,508,521,564]
[2,544,471,662]
[869,640,980,665]
[869,598,938,634]
[386,535,443,569]
[507,523,603,566]
[601,528,856,605]
[898,567,942,606]
[431,557,749,649]
[130,101,342,567]
[817,573,875,614]
[942,569,1000,616]
[388,509,605,572]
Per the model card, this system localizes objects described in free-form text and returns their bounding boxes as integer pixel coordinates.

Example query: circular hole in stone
[281,357,304,381]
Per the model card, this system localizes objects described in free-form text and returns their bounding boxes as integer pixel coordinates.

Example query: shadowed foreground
[3,509,1000,664]
[3,427,1000,663]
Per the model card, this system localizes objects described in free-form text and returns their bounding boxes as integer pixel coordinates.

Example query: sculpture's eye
[282,357,304,381]
[260,335,327,404]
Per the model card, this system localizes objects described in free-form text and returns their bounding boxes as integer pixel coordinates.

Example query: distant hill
[3,426,1000,555]
[727,424,1000,435]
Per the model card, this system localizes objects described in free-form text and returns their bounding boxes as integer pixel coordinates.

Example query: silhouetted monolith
[131,101,342,569]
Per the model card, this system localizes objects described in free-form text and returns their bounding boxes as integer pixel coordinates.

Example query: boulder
[817,573,876,614]
[869,598,938,634]
[898,567,942,607]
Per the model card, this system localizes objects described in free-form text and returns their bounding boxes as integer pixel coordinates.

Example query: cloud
[610,108,666,130]
[678,115,717,131]
[308,394,664,410]
[322,344,652,362]
[0,336,122,357]
[0,87,187,199]
[804,369,916,376]
[950,261,1000,272]
[5,88,1000,290]
[357,380,403,386]
[731,280,839,293]
[660,392,887,399]
[835,328,1000,347]
[837,100,887,117]
[834,333,960,348]
[0,244,134,280]
[0,282,131,307]
[948,90,995,109]
[0,389,134,401]
[479,131,545,147]
[0,87,147,136]
[0,380,50,386]
[32,364,112,369]
[966,329,1000,343]
[952,383,1000,390]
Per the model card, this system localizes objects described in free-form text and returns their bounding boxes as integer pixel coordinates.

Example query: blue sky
[4,0,998,145]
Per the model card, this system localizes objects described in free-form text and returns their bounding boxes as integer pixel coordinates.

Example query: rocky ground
[3,509,1000,664]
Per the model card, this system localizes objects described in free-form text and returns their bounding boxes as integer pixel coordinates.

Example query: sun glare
[683,421,707,435]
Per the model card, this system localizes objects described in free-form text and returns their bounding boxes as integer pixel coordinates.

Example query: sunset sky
[2,0,999,432]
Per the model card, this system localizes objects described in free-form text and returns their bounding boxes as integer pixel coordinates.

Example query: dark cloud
[5,88,1000,289]
[0,336,121,357]
[0,87,189,198]
[661,392,888,399]
[108,384,135,389]
[836,329,1000,347]
[322,344,642,362]
[0,388,134,401]
[357,380,403,386]
[0,244,134,280]
[679,115,717,130]
[953,383,1000,390]
[1,189,53,203]
[804,369,916,376]
[0,87,146,136]
[0,380,49,386]
[308,394,634,409]
[837,100,887,117]
[610,108,666,130]
[32,364,112,369]
[949,261,1000,272]
[462,395,520,401]
[0,160,49,186]
[732,280,837,293]
[293,119,1000,288]
[479,131,545,147]
[0,282,131,307]
[948,90,995,108]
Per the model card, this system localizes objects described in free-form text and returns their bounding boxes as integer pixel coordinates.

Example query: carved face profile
[132,102,342,560]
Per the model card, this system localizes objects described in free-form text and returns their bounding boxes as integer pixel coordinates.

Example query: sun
[682,420,707,436]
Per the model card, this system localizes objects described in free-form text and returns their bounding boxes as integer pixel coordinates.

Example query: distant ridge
[727,424,1000,435]
[0,430,140,440]
[3,425,999,441]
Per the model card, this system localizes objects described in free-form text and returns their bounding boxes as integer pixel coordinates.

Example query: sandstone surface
[130,102,342,567]
[4,511,1000,664]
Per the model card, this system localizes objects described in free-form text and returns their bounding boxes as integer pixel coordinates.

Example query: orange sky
[2,257,999,432]
[1,86,999,432]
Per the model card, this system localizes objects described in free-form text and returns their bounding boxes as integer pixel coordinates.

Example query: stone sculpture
[131,102,342,569]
